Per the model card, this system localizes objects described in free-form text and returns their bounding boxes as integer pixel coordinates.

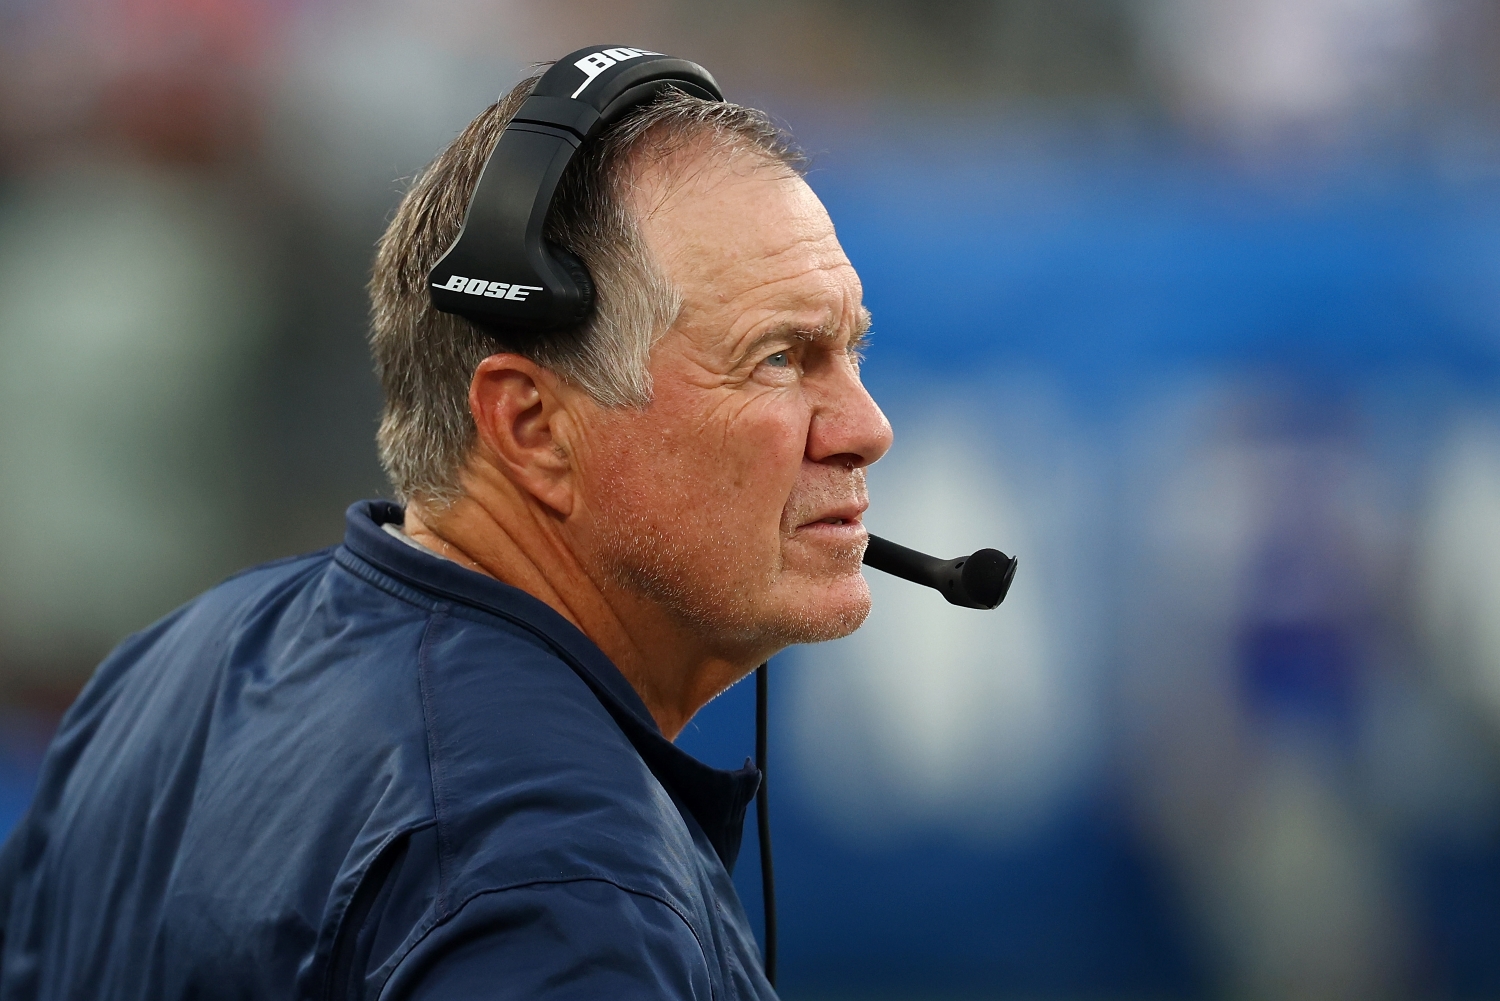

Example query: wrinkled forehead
[627,146,862,333]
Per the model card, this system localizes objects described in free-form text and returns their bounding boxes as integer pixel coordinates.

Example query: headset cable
[755,661,776,987]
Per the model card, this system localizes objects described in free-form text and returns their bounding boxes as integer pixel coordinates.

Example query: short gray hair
[369,73,805,506]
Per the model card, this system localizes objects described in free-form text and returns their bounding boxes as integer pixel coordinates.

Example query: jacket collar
[338,499,760,871]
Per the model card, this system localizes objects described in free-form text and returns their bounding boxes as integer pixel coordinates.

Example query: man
[0,54,891,1000]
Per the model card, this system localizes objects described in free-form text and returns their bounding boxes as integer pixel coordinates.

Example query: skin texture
[406,144,893,740]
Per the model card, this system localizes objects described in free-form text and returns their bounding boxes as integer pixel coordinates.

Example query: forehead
[627,147,860,331]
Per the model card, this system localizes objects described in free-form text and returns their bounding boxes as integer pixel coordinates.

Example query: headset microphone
[862,535,1018,609]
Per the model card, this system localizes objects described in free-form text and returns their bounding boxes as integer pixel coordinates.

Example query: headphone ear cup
[549,245,595,326]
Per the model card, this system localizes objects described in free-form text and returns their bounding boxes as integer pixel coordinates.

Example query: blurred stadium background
[6,0,1500,997]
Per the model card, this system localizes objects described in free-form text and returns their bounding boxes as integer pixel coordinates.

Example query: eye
[763,350,792,368]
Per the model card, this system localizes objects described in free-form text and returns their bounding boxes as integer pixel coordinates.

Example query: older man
[0,52,890,1001]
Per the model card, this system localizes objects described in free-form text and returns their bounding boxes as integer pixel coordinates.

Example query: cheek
[716,404,808,519]
[584,394,809,546]
[729,404,802,463]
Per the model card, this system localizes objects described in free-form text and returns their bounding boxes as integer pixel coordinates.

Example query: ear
[467,354,578,517]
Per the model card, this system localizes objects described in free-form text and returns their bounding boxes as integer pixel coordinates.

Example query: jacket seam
[377,876,715,1001]
[413,611,455,918]
[332,551,448,614]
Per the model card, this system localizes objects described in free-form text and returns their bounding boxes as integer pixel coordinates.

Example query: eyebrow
[848,307,872,350]
[749,306,872,356]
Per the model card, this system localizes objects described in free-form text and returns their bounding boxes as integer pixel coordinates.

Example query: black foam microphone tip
[958,548,1018,610]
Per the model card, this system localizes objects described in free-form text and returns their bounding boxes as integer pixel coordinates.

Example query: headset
[428,45,721,333]
[429,44,1018,988]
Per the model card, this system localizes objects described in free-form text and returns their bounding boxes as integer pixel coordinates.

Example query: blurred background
[5,0,1500,997]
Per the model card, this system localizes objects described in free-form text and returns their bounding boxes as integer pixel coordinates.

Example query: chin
[769,570,872,646]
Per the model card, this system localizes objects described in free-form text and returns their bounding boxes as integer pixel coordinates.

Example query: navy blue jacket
[0,501,773,1000]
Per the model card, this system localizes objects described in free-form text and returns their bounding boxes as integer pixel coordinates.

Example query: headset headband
[428,45,723,334]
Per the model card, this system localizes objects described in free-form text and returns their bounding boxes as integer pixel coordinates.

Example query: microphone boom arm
[862,534,1017,610]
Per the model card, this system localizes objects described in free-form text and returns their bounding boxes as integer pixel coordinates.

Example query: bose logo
[571,47,661,99]
[432,275,544,301]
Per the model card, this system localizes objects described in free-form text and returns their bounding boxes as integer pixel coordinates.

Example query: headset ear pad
[549,245,596,327]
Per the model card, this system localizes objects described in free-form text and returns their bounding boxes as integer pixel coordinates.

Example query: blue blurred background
[6,0,1500,997]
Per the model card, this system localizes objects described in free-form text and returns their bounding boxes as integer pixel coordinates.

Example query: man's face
[572,147,893,657]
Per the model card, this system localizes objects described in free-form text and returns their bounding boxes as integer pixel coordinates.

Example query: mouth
[796,503,868,532]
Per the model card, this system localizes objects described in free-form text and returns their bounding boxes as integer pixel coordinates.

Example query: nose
[806,361,893,469]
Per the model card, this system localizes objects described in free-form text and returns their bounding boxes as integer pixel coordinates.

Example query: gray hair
[369,73,805,506]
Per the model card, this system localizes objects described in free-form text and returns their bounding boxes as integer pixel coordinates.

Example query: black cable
[754,661,776,987]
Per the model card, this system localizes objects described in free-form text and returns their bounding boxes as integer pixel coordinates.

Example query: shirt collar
[339,499,761,871]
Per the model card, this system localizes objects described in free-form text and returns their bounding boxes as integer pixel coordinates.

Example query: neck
[404,485,751,740]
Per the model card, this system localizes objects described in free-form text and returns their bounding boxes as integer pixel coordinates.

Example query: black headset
[428,46,1017,989]
[428,45,722,334]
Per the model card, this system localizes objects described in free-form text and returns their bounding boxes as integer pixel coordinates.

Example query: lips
[798,498,870,537]
[785,469,870,535]
[795,501,867,531]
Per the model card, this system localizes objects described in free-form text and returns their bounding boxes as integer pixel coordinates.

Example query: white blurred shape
[0,165,267,669]
[1142,0,1433,129]
[1418,417,1500,727]
[1223,746,1406,998]
[1121,380,1410,998]
[791,414,1090,842]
